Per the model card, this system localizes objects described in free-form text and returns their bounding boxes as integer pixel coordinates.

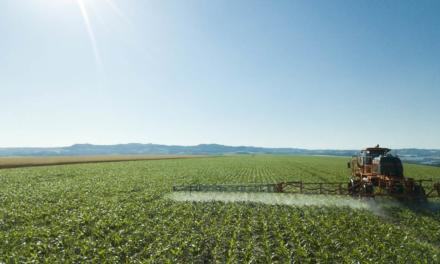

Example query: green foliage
[0,156,439,262]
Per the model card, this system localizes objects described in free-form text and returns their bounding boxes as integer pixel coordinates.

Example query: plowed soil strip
[0,155,208,169]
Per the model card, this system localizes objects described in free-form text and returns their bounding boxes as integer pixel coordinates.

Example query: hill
[0,143,439,166]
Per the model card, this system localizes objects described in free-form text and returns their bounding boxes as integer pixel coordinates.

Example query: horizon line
[1,142,439,151]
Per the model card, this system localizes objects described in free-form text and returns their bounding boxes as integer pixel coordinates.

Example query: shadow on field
[395,199,440,214]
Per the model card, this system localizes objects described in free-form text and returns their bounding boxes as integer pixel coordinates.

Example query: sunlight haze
[1,0,439,149]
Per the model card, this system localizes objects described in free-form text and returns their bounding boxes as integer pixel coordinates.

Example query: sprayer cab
[348,145,426,199]
[350,145,402,178]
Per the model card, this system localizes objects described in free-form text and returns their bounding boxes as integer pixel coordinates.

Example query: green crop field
[1,156,439,263]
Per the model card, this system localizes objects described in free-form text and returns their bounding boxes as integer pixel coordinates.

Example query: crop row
[0,155,439,262]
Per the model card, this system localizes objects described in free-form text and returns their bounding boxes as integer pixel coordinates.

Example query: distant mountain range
[1,143,439,166]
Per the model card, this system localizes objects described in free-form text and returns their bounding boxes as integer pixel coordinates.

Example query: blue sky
[1,0,439,149]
